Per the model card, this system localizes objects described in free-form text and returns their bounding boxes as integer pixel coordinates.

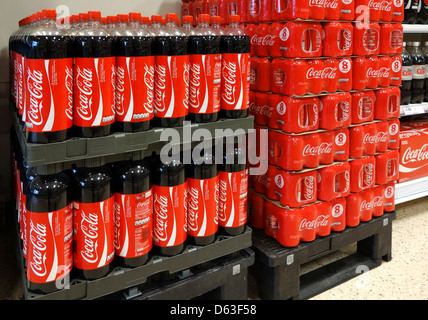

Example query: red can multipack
[349,119,400,158]
[399,120,428,183]
[256,194,347,247]
[319,93,352,131]
[353,22,380,56]
[249,57,271,92]
[379,23,403,55]
[268,94,320,133]
[263,164,318,208]
[351,90,375,124]
[375,87,401,120]
[268,128,350,171]
[270,58,352,96]
[346,182,396,227]
[322,22,353,58]
[317,161,351,202]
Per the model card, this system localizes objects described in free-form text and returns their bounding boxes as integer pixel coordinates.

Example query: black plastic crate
[99,249,255,300]
[12,110,254,174]
[18,226,252,300]
[250,212,396,300]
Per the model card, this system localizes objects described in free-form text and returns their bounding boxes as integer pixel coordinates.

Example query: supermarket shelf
[400,103,428,117]
[395,177,428,204]
[403,24,428,34]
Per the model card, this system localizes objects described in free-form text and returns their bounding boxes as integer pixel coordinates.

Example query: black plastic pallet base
[250,212,396,300]
[17,224,252,300]
[100,249,255,300]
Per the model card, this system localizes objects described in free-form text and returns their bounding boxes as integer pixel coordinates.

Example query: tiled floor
[1,197,428,300]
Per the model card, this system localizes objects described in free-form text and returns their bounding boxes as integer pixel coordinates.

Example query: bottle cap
[211,16,222,24]
[141,16,151,25]
[198,14,210,23]
[165,13,178,22]
[182,15,193,24]
[42,9,56,19]
[117,14,128,23]
[129,12,141,21]
[151,15,163,23]
[107,15,117,24]
[88,11,102,20]
[229,15,240,23]
[79,13,89,22]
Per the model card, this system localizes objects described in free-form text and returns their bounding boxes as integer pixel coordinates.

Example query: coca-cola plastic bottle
[73,161,115,280]
[152,154,187,256]
[182,15,195,35]
[423,42,428,102]
[186,149,219,245]
[188,14,221,123]
[404,0,419,23]
[26,171,73,293]
[218,145,248,236]
[24,9,73,144]
[401,42,413,105]
[220,15,250,119]
[73,11,116,138]
[114,12,154,133]
[410,42,425,104]
[153,13,189,128]
[113,158,152,268]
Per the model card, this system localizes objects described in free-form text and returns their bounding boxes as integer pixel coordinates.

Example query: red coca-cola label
[154,55,189,118]
[115,56,154,123]
[221,53,250,111]
[153,183,187,247]
[73,197,115,270]
[114,190,152,259]
[189,54,222,115]
[218,170,248,228]
[25,58,73,132]
[74,57,116,127]
[187,177,219,237]
[27,205,73,284]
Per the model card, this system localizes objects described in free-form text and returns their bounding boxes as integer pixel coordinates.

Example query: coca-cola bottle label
[115,56,155,123]
[412,65,426,80]
[189,54,222,115]
[154,55,189,118]
[152,183,187,247]
[74,57,116,127]
[27,205,73,284]
[221,53,250,111]
[187,176,219,237]
[402,65,413,81]
[25,58,74,132]
[73,196,115,270]
[218,170,248,228]
[17,54,25,119]
[114,190,153,258]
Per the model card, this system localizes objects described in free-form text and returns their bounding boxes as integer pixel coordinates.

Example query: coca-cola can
[380,23,403,55]
[378,56,391,87]
[309,0,327,20]
[248,190,265,229]
[338,57,353,92]
[349,156,376,193]
[319,93,352,130]
[390,55,402,86]
[379,0,393,21]
[324,0,342,20]
[341,0,355,21]
[323,22,353,58]
[375,149,399,185]
[255,23,271,57]
[272,0,311,21]
[349,122,379,158]
[254,92,273,126]
[270,58,308,96]
[391,0,404,22]
[387,118,400,150]
[375,87,401,120]
[351,90,375,124]
[247,24,258,56]
[346,187,382,227]
[250,57,271,92]
[383,182,396,212]
[352,57,368,90]
[367,56,380,89]
[318,161,351,202]
[353,22,380,56]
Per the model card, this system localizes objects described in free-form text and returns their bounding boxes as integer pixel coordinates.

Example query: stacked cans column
[246,0,403,247]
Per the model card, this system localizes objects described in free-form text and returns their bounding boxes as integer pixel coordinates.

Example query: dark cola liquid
[114,35,154,133]
[188,35,220,123]
[73,34,115,138]
[153,36,188,128]
[113,159,152,267]
[26,172,70,293]
[25,35,73,143]
[186,151,218,246]
[74,165,113,280]
[220,35,250,119]
[402,47,413,105]
[152,155,186,256]
[219,146,247,236]
[404,0,418,23]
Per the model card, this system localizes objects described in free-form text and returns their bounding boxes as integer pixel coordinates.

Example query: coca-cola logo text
[144,64,154,113]
[29,220,48,278]
[187,187,199,232]
[79,211,99,264]
[303,142,333,156]
[75,66,93,121]
[299,215,329,231]
[154,64,167,113]
[27,68,44,126]
[402,144,428,165]
[222,61,237,106]
[153,193,169,242]
[115,65,126,116]
[306,67,337,80]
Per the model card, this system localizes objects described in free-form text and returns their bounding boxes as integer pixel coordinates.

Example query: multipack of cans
[246,0,402,248]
